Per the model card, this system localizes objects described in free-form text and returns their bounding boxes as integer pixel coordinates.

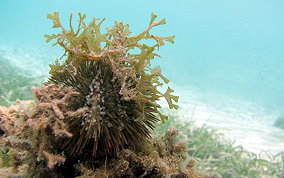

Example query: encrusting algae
[0,12,220,177]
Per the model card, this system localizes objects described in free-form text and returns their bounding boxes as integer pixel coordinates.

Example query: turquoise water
[1,0,284,153]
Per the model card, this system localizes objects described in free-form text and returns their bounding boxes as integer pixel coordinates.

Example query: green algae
[154,111,284,177]
[45,12,178,123]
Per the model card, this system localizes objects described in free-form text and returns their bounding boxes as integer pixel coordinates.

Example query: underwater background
[0,0,284,155]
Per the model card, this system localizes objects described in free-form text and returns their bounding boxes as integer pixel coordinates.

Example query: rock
[274,117,284,129]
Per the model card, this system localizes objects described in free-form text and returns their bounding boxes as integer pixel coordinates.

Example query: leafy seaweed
[45,12,179,123]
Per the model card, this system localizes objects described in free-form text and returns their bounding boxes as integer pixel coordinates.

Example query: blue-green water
[1,0,284,153]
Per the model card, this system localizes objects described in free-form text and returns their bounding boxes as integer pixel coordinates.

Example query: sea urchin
[45,12,179,157]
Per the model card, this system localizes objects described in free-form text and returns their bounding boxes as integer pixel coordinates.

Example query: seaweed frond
[45,12,178,122]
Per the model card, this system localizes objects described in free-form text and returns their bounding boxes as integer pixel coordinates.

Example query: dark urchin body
[50,59,159,157]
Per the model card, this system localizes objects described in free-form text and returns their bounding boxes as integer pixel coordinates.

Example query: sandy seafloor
[165,84,284,156]
[1,43,284,158]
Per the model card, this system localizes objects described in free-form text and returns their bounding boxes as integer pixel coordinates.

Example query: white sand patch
[159,83,284,155]
[0,43,57,77]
